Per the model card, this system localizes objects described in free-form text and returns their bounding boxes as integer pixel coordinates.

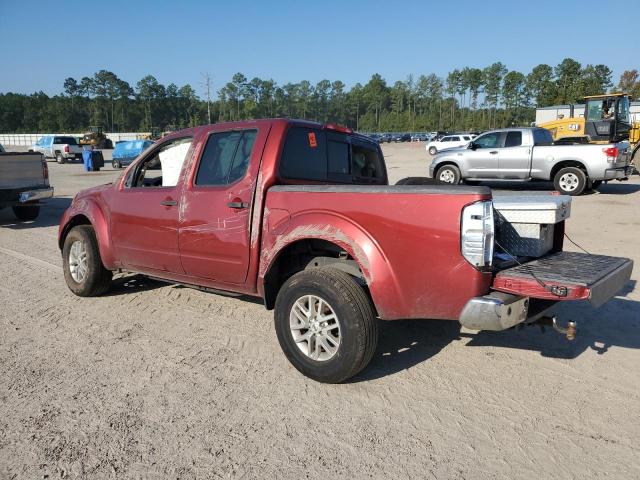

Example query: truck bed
[261,184,493,320]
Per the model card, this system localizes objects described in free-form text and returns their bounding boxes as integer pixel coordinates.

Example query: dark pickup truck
[58,119,633,382]
[1,151,53,220]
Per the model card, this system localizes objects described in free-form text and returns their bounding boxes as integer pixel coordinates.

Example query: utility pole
[202,72,212,124]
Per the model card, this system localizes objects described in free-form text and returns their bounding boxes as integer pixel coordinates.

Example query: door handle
[227,201,249,209]
[489,151,498,154]
[160,199,177,207]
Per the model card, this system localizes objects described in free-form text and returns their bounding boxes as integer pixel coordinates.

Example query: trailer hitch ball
[539,316,577,340]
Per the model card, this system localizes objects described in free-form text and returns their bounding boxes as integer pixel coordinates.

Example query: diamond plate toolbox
[493,196,572,257]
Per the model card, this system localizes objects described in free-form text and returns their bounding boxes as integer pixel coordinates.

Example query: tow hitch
[537,316,577,340]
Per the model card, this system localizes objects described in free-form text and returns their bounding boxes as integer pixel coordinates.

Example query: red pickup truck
[58,119,633,382]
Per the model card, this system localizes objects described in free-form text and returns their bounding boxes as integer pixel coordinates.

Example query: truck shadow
[462,296,640,359]
[353,282,638,381]
[0,197,72,229]
[350,319,462,382]
[103,275,265,306]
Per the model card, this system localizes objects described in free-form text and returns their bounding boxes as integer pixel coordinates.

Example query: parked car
[392,133,411,142]
[376,133,392,143]
[1,151,53,220]
[111,140,155,168]
[30,135,83,164]
[411,133,431,142]
[58,119,632,383]
[426,134,473,154]
[429,127,633,195]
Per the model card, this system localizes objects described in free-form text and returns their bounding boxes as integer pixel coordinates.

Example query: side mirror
[468,142,477,150]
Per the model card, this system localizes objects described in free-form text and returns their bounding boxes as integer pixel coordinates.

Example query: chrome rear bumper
[18,187,54,203]
[459,292,553,331]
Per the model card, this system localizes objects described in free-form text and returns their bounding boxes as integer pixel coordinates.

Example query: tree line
[0,58,637,134]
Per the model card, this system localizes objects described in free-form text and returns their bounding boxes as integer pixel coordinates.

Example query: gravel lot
[1,142,639,479]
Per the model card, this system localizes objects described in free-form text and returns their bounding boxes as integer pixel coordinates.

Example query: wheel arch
[258,214,403,318]
[550,160,588,181]
[433,160,461,178]
[58,201,116,269]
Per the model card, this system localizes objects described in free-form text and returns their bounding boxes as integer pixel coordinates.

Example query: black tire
[553,167,587,196]
[12,204,40,221]
[56,152,65,164]
[112,160,121,169]
[435,164,461,185]
[105,139,113,149]
[62,225,112,297]
[591,180,603,190]
[428,146,437,155]
[274,268,378,383]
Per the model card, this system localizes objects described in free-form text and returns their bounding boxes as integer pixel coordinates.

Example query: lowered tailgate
[492,251,633,307]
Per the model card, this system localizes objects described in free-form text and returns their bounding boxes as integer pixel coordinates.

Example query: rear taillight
[64,145,70,153]
[461,201,494,269]
[603,146,618,163]
[42,158,49,183]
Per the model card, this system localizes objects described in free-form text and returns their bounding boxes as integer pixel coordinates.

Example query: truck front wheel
[436,165,461,185]
[554,167,586,195]
[62,225,112,297]
[274,267,378,383]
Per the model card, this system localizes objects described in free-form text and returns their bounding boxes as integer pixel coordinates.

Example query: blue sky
[0,0,636,97]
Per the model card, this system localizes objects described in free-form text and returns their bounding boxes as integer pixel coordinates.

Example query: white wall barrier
[0,132,149,147]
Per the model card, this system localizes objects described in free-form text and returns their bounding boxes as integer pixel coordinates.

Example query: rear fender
[58,198,115,269]
[258,211,404,319]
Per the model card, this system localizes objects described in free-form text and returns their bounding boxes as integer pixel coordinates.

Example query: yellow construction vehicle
[539,93,640,162]
[79,126,113,149]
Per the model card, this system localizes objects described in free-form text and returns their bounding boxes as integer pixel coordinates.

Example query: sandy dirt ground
[1,142,639,479]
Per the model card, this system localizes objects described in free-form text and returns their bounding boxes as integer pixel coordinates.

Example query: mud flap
[492,252,633,307]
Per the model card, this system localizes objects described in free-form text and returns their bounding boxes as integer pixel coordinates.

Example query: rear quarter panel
[260,185,492,320]
[532,144,611,179]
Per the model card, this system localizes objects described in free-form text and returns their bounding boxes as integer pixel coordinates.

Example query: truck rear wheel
[56,152,65,164]
[436,164,461,184]
[12,204,40,221]
[429,146,437,155]
[274,267,378,383]
[62,225,112,297]
[553,167,586,196]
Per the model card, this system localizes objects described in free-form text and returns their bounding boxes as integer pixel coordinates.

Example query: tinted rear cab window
[54,137,77,145]
[279,126,386,184]
[505,131,522,147]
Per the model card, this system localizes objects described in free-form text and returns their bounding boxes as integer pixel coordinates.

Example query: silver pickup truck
[0,150,53,220]
[30,135,83,164]
[429,127,633,195]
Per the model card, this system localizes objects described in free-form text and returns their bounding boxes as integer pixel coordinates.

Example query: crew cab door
[110,136,194,273]
[464,131,502,178]
[497,131,532,179]
[178,126,267,284]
